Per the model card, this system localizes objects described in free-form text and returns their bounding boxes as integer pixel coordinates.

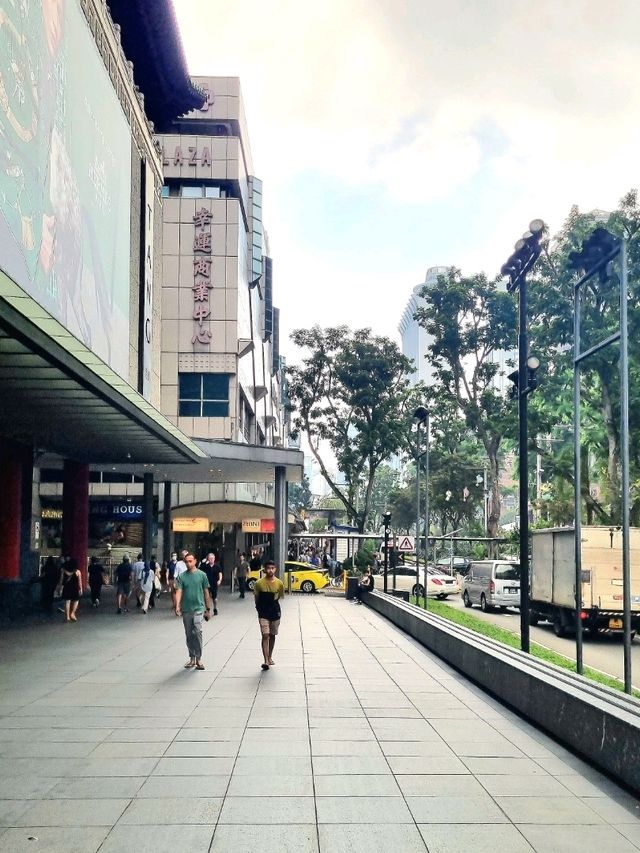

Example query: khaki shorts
[259,617,280,636]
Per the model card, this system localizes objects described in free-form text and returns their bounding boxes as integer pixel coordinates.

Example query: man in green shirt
[254,560,285,671]
[175,553,213,671]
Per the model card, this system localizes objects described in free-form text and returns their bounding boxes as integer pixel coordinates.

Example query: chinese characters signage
[192,207,213,346]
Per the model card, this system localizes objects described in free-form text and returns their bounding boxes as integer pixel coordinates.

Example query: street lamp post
[501,219,546,654]
[414,406,429,609]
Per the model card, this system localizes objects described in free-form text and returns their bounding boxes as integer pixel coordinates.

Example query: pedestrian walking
[235,552,249,599]
[132,553,145,608]
[40,555,60,613]
[174,553,213,671]
[115,554,132,614]
[253,559,284,671]
[60,558,82,622]
[139,561,155,613]
[201,552,222,615]
[88,555,104,607]
[168,552,178,606]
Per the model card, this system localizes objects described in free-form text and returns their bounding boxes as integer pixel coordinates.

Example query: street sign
[397,535,415,551]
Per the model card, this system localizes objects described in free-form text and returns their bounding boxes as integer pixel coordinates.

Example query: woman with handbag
[60,558,82,622]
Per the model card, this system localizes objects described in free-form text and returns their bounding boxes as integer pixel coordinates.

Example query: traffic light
[507,356,540,400]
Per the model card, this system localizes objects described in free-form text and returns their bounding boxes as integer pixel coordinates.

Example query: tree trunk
[601,376,620,522]
[486,448,501,556]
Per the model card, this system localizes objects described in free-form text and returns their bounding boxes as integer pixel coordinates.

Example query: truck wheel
[553,617,566,638]
[480,594,489,613]
[529,612,539,626]
[463,591,472,608]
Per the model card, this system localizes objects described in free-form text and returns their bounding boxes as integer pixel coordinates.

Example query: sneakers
[213,608,218,616]
[117,608,122,614]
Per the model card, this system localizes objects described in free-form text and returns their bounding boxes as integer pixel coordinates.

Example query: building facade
[398,266,451,386]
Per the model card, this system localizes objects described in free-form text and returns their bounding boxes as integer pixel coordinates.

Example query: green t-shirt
[176,569,210,613]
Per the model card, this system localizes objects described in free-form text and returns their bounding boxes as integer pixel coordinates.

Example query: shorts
[259,617,280,636]
[116,582,131,596]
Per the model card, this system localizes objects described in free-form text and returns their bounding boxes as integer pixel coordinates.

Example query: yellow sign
[242,519,261,532]
[172,517,210,533]
[42,508,63,520]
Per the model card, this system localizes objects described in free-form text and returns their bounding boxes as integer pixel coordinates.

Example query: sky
[173,0,640,362]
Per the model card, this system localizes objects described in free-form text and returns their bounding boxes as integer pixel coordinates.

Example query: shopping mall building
[0,0,301,608]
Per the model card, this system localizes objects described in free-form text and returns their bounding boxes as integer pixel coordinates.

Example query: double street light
[414,406,430,610]
[501,219,546,654]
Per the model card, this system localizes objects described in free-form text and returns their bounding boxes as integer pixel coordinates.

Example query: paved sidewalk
[0,591,639,852]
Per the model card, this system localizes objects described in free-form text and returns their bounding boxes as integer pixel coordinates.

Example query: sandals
[195,663,205,670]
[184,660,196,669]
[261,663,270,671]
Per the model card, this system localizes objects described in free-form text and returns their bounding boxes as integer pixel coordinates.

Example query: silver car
[462,560,521,611]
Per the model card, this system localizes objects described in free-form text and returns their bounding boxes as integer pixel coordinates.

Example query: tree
[288,476,312,515]
[358,463,400,532]
[414,271,518,538]
[287,326,417,532]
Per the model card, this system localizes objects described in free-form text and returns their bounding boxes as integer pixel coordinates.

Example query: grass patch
[410,596,640,700]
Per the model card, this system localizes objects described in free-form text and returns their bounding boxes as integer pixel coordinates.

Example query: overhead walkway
[0,593,638,852]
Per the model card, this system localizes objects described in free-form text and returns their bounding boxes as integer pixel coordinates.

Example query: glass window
[179,400,201,417]
[161,185,170,198]
[203,374,229,399]
[203,401,229,417]
[495,564,520,581]
[178,373,230,418]
[181,185,203,198]
[179,373,200,399]
[205,186,221,198]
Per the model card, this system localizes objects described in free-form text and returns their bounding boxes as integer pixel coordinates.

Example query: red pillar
[0,440,23,581]
[62,460,89,585]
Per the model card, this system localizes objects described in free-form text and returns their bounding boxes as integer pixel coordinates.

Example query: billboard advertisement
[0,0,132,378]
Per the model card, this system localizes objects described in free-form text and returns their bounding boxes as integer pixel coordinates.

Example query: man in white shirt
[132,553,145,608]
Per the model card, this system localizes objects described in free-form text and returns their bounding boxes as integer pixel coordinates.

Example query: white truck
[529,526,640,638]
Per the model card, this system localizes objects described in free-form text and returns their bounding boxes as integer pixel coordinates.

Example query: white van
[462,560,521,611]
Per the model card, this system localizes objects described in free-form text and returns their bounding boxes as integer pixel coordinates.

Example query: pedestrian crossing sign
[397,536,415,551]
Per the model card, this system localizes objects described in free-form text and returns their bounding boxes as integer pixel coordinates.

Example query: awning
[0,270,205,465]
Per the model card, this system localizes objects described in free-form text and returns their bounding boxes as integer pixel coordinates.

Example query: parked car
[247,561,330,593]
[385,566,460,599]
[435,556,472,577]
[462,560,521,611]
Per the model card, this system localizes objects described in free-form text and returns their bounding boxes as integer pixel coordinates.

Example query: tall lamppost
[501,219,545,653]
[382,510,392,594]
[414,406,430,609]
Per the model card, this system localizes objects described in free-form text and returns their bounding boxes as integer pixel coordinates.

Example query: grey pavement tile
[316,795,413,824]
[90,742,167,758]
[308,708,363,720]
[164,741,239,757]
[379,740,454,757]
[69,758,159,777]
[617,825,640,846]
[495,796,605,824]
[368,720,439,741]
[314,774,401,797]
[0,827,110,853]
[0,777,61,800]
[0,758,79,777]
[396,774,487,797]
[0,742,95,758]
[462,757,550,775]
[407,795,510,824]
[47,777,145,799]
[312,756,391,775]
[310,727,375,742]
[454,740,525,758]
[104,728,178,743]
[318,822,427,852]
[533,756,593,776]
[210,823,319,853]
[581,797,640,823]
[233,756,312,775]
[557,774,633,798]
[136,775,230,799]
[478,773,573,797]
[227,774,314,796]
[364,707,423,718]
[386,755,470,775]
[98,824,215,853]
[219,796,315,824]
[418,824,534,852]
[238,740,311,757]
[151,756,235,776]
[311,741,383,757]
[518,824,638,853]
[119,797,222,824]
[14,799,129,827]
[0,801,32,826]
[174,727,245,741]
[242,727,309,742]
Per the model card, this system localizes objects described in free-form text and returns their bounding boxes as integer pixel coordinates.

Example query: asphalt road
[437,594,640,686]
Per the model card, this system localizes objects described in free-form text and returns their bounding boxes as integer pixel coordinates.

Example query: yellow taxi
[246,561,330,593]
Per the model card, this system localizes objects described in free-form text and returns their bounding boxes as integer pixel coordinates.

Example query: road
[437,594,640,686]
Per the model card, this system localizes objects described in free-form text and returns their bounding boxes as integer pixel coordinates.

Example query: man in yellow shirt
[253,560,285,671]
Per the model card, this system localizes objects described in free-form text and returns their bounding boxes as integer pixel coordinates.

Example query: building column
[274,466,287,581]
[62,460,89,584]
[0,439,26,581]
[143,472,154,561]
[162,480,172,564]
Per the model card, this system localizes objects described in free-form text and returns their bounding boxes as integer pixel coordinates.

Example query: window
[179,373,230,417]
[181,185,203,198]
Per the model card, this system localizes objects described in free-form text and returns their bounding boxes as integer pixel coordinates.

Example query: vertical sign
[140,160,155,399]
[191,207,213,345]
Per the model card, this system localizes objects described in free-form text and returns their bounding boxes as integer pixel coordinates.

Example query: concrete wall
[365,591,640,795]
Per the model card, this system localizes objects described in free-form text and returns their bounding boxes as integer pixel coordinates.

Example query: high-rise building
[398,266,451,386]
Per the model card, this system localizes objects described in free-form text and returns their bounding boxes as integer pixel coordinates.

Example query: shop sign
[42,508,63,520]
[242,519,261,532]
[172,517,210,533]
[260,519,275,533]
[89,502,143,518]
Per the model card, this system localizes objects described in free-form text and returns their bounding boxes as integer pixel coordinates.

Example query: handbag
[153,574,161,591]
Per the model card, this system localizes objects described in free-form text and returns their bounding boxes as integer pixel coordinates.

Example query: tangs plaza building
[0,0,301,609]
